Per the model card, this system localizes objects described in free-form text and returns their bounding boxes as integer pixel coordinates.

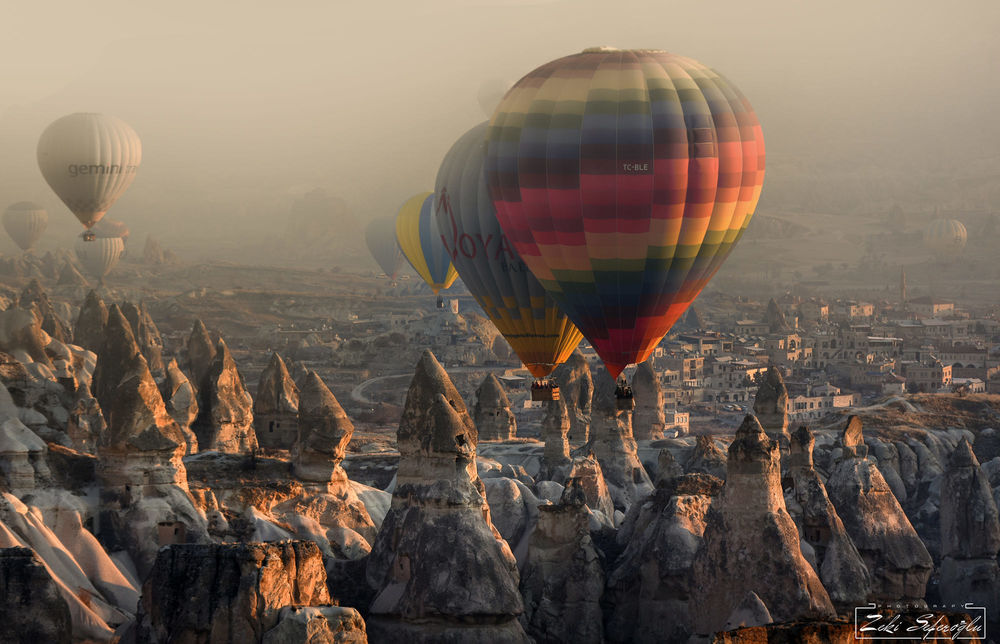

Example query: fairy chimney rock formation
[57,261,88,287]
[186,319,217,390]
[192,338,257,454]
[690,415,835,636]
[253,352,299,450]
[292,371,353,486]
[766,298,789,332]
[632,360,666,440]
[91,305,141,416]
[586,366,653,511]
[752,366,789,444]
[553,350,593,444]
[365,352,525,642]
[73,290,108,354]
[159,359,199,453]
[473,373,516,441]
[122,301,165,377]
[541,397,572,480]
[826,415,932,602]
[784,425,872,609]
[939,438,1000,615]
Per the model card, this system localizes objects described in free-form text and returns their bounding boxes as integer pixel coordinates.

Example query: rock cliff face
[826,416,932,602]
[253,352,299,450]
[91,305,142,421]
[552,350,592,444]
[540,398,572,481]
[192,339,257,454]
[122,301,165,378]
[686,435,728,480]
[0,547,72,644]
[160,359,199,453]
[632,360,666,440]
[73,290,108,354]
[587,366,653,512]
[519,479,604,643]
[186,319,217,390]
[365,350,527,642]
[690,415,835,637]
[783,425,871,609]
[136,541,337,644]
[292,371,353,485]
[473,373,516,441]
[607,466,722,643]
[939,438,1000,621]
[752,366,789,445]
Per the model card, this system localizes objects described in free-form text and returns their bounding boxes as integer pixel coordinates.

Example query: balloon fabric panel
[395,192,458,294]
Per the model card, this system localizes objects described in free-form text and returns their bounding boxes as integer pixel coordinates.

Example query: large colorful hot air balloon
[395,192,458,295]
[436,121,582,379]
[74,234,124,281]
[2,202,48,251]
[924,219,966,259]
[487,47,765,379]
[365,216,404,280]
[37,113,141,236]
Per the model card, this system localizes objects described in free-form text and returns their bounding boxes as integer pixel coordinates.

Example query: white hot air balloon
[74,234,124,282]
[37,113,141,238]
[2,202,48,251]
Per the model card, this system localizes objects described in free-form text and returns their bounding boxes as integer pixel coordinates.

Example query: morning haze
[1,0,998,269]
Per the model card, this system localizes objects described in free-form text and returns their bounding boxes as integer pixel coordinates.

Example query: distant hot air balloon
[436,121,582,381]
[924,219,966,259]
[487,47,765,381]
[2,202,48,251]
[91,217,130,243]
[74,234,124,282]
[37,113,141,239]
[395,192,458,296]
[365,216,404,280]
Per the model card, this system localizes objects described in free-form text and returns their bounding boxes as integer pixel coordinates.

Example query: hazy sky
[2,0,999,261]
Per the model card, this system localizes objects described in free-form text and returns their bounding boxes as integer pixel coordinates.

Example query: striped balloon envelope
[395,192,458,294]
[2,202,48,251]
[74,235,124,281]
[486,47,765,379]
[435,121,582,378]
[924,218,966,258]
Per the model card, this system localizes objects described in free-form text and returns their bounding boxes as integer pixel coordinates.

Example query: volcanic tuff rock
[66,381,106,454]
[766,298,789,332]
[753,366,789,444]
[74,290,109,354]
[939,438,1000,619]
[91,305,140,418]
[57,261,88,287]
[293,371,353,484]
[519,479,604,644]
[565,452,616,523]
[253,352,299,449]
[0,305,52,367]
[632,360,666,440]
[686,435,728,479]
[365,351,526,643]
[186,318,217,390]
[473,373,516,441]
[690,415,835,636]
[136,541,334,644]
[122,301,165,377]
[540,397,572,480]
[826,416,932,602]
[0,547,72,644]
[262,606,368,643]
[783,425,871,609]
[160,358,199,452]
[192,338,257,453]
[552,350,592,444]
[587,366,653,512]
[607,468,722,643]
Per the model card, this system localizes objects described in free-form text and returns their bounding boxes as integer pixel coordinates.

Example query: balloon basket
[531,381,560,402]
[83,231,96,242]
[615,383,634,410]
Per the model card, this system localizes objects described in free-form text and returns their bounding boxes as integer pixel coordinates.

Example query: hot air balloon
[924,219,966,259]
[74,234,124,282]
[2,202,48,251]
[486,47,765,385]
[436,121,582,391]
[365,216,404,281]
[395,192,458,304]
[37,113,141,241]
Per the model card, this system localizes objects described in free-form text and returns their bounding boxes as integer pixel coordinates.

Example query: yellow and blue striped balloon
[395,192,458,294]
